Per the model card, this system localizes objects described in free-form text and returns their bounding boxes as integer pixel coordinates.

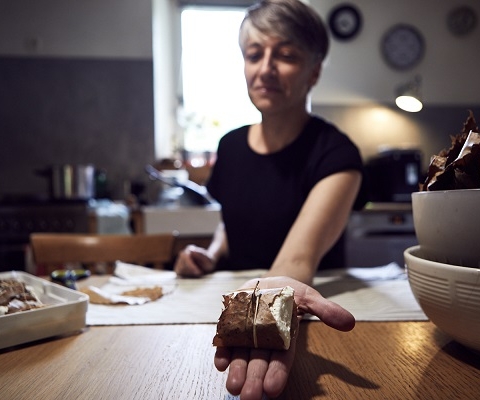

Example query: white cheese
[269,286,295,349]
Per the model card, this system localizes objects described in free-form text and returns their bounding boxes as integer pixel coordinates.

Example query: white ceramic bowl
[404,245,480,352]
[412,189,480,268]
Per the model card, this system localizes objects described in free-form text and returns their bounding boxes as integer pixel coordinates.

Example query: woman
[175,0,365,398]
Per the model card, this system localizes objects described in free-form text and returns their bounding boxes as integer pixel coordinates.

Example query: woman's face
[242,32,321,115]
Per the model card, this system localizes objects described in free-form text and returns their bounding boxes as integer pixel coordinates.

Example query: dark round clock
[447,6,477,36]
[328,4,362,41]
[381,24,425,70]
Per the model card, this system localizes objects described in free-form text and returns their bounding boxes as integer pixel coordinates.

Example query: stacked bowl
[404,189,480,352]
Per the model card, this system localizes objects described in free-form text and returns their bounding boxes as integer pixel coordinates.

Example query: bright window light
[180,8,260,152]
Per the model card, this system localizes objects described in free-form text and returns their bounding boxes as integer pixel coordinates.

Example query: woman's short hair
[239,0,329,63]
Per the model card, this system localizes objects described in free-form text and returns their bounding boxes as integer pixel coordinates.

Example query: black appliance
[345,204,418,268]
[365,149,423,203]
[0,196,90,272]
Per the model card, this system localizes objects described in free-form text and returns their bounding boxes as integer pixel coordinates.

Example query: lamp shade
[396,95,423,112]
[395,76,423,112]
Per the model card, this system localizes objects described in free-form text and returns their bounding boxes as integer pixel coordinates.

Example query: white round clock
[381,24,425,70]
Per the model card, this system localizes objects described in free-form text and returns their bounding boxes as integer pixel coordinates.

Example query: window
[179,8,260,153]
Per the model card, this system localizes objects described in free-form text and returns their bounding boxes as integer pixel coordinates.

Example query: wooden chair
[30,233,177,275]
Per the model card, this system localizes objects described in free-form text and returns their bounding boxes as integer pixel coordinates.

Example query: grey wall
[0,56,155,200]
[0,0,155,201]
[314,104,480,172]
[312,0,480,106]
[2,54,479,201]
[2,0,480,202]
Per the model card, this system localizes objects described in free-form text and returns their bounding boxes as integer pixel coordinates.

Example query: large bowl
[412,189,480,268]
[404,245,480,352]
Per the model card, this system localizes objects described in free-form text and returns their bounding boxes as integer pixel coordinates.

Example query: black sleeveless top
[207,116,367,271]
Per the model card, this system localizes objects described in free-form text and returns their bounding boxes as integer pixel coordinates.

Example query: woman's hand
[173,245,215,277]
[214,276,355,400]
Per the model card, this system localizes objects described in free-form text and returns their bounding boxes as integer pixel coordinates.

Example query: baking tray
[0,270,88,350]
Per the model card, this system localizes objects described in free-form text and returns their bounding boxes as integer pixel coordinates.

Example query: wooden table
[1,319,479,399]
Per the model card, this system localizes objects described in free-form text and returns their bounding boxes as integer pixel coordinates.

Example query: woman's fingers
[303,298,355,331]
[231,348,270,400]
[173,253,203,276]
[174,245,212,277]
[190,249,215,273]
[241,276,355,331]
[263,336,297,398]
[218,343,296,400]
[301,285,355,331]
[224,347,250,395]
[214,346,231,372]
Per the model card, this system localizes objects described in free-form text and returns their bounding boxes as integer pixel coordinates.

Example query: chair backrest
[30,233,176,275]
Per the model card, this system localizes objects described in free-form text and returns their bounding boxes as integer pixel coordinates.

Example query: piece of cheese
[213,286,298,350]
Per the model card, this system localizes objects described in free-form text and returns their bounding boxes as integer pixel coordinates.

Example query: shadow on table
[433,328,480,369]
[413,328,480,398]
[0,327,88,354]
[281,323,379,399]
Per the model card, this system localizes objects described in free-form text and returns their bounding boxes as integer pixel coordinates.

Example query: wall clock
[381,24,425,70]
[328,4,362,41]
[447,6,477,36]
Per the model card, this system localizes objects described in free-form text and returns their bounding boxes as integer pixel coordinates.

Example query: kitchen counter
[136,202,418,268]
[137,204,221,261]
[141,204,221,236]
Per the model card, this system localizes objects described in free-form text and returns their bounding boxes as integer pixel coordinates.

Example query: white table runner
[84,262,427,326]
